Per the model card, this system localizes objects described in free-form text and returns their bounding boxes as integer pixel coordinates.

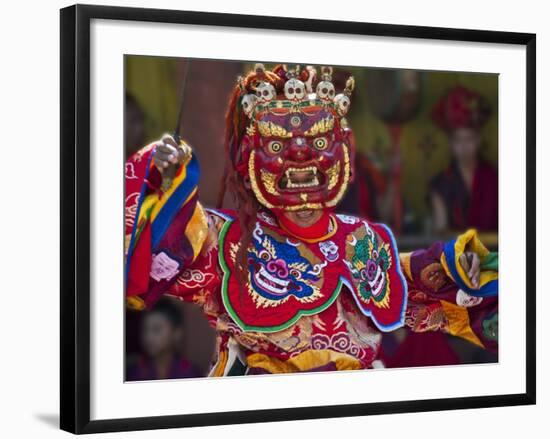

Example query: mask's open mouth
[254,266,289,296]
[279,166,326,190]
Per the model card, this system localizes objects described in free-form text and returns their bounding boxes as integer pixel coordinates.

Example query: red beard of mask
[240,108,354,212]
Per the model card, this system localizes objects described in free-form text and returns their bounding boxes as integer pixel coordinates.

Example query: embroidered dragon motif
[345,222,392,309]
[244,228,324,308]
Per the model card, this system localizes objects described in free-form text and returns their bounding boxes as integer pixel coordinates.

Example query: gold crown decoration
[239,64,355,120]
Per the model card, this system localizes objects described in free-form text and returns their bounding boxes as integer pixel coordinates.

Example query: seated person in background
[126,298,201,380]
[429,86,498,233]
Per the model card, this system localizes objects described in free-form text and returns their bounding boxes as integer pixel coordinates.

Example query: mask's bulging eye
[313,137,328,151]
[290,268,301,278]
[267,140,283,154]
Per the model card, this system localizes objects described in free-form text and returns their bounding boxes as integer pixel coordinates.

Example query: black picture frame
[60,4,536,434]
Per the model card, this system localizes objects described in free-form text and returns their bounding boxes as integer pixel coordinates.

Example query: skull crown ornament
[255,81,277,104]
[239,64,355,122]
[284,78,306,102]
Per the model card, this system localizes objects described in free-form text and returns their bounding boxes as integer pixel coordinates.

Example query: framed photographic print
[60,4,536,434]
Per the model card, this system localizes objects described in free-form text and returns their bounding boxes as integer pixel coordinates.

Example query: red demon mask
[229,64,356,212]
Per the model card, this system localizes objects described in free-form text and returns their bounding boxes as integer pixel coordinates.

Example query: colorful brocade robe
[125,146,498,375]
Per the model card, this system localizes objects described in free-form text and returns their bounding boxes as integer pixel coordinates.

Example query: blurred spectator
[126,298,201,381]
[429,86,498,233]
[125,93,146,159]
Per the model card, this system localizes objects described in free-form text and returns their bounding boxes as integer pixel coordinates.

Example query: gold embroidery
[325,144,351,208]
[260,169,280,195]
[257,121,292,138]
[246,124,256,136]
[326,160,341,190]
[248,151,275,209]
[304,117,335,137]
